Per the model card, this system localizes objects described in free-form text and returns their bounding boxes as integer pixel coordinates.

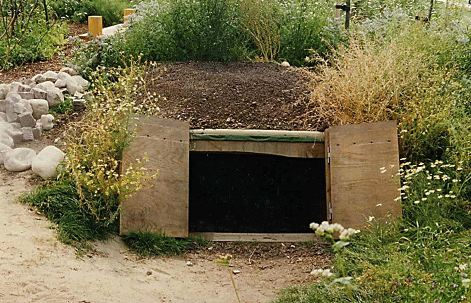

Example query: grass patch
[121,231,209,257]
[19,179,118,246]
[49,96,74,116]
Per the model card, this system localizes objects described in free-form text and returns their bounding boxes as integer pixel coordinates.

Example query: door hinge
[327,147,331,164]
[328,202,333,221]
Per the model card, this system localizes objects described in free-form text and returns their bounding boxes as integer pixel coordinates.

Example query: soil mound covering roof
[147,62,324,131]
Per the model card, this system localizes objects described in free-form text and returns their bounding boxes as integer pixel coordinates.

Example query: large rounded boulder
[3,148,36,172]
[32,146,65,179]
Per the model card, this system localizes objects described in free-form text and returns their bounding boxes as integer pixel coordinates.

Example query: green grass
[121,231,209,257]
[49,96,74,116]
[19,179,118,246]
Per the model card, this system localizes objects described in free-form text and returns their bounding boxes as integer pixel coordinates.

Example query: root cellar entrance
[189,153,326,233]
[120,117,402,242]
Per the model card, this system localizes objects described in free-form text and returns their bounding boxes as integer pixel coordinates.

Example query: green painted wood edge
[190,134,324,143]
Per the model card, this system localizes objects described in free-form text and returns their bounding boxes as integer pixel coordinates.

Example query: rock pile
[0,67,88,178]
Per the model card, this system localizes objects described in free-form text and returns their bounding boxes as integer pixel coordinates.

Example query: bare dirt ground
[0,23,331,303]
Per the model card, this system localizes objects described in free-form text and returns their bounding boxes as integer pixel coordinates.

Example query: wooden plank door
[325,121,401,230]
[120,116,189,237]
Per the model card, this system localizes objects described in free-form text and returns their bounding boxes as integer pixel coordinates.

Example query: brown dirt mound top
[148,61,325,131]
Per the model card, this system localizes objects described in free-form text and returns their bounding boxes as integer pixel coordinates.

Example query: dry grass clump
[304,23,465,161]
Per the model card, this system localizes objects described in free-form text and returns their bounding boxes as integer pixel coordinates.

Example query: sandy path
[0,172,278,303]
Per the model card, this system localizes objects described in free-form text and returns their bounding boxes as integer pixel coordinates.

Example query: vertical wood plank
[325,128,332,223]
[327,121,401,230]
[120,116,189,237]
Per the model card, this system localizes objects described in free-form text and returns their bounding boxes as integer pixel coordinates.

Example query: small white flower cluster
[310,268,334,277]
[309,221,360,240]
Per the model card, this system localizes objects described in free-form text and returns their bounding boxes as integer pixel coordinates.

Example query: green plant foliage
[71,35,127,80]
[89,0,343,66]
[49,0,131,26]
[122,232,209,257]
[20,180,118,245]
[20,60,158,248]
[49,96,74,116]
[278,0,344,66]
[122,0,249,62]
[0,1,68,70]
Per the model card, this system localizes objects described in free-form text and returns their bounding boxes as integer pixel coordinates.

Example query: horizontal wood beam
[190,140,325,158]
[190,129,325,142]
[190,232,317,242]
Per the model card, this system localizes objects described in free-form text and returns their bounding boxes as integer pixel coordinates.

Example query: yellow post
[123,9,135,23]
[88,16,103,39]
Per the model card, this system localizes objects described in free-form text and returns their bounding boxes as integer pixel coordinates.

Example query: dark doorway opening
[189,152,326,233]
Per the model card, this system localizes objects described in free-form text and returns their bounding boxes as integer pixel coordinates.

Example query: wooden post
[123,9,135,23]
[335,2,341,19]
[88,16,103,39]
[345,0,351,29]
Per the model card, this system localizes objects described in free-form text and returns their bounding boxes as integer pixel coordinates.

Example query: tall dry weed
[305,23,463,161]
[238,0,281,61]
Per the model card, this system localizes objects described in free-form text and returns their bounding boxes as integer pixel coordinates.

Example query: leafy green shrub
[49,0,131,26]
[123,0,248,62]
[113,0,341,65]
[71,35,127,80]
[0,0,68,70]
[278,0,344,66]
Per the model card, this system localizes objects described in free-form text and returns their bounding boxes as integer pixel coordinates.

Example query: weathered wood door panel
[325,121,401,230]
[120,116,189,237]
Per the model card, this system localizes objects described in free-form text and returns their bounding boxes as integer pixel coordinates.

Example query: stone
[57,71,74,81]
[0,112,5,121]
[55,79,67,88]
[66,82,83,95]
[36,82,64,107]
[17,99,33,113]
[57,72,82,94]
[19,112,36,128]
[18,84,31,93]
[5,92,22,103]
[10,122,21,129]
[32,146,65,179]
[0,100,8,112]
[5,128,23,145]
[32,87,47,100]
[60,67,78,76]
[3,148,36,172]
[73,99,86,111]
[46,88,64,107]
[9,82,21,92]
[72,75,89,89]
[32,127,41,139]
[0,84,10,99]
[43,71,58,82]
[18,91,34,100]
[0,131,14,148]
[0,142,12,165]
[20,78,35,86]
[36,81,56,91]
[280,61,290,67]
[22,127,34,141]
[29,99,49,120]
[5,111,18,123]
[40,114,54,131]
[32,74,46,84]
